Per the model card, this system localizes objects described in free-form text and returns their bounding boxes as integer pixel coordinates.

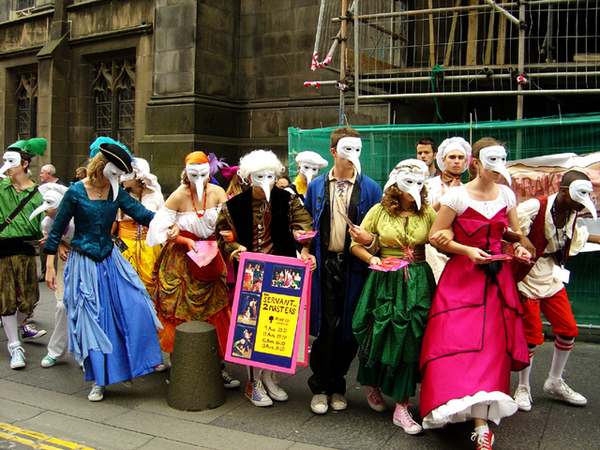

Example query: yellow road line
[0,423,95,449]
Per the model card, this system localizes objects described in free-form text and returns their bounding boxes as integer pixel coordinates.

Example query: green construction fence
[288,113,600,327]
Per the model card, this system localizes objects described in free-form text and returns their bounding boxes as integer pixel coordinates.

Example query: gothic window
[91,58,136,151]
[16,0,35,10]
[15,72,38,141]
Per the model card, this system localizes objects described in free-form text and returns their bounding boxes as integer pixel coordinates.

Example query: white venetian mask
[336,137,362,174]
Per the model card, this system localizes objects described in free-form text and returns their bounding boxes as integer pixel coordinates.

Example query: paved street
[1,282,599,450]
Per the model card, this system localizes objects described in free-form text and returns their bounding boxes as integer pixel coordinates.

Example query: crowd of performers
[1,126,599,450]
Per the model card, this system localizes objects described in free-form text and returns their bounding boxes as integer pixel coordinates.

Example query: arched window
[15,72,37,141]
[92,58,135,151]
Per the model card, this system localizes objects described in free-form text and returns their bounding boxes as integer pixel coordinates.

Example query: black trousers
[308,253,359,395]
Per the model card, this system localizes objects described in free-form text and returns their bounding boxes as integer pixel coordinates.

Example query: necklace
[190,185,208,218]
[92,184,106,198]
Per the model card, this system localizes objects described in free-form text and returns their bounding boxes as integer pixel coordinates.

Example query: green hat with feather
[5,138,47,157]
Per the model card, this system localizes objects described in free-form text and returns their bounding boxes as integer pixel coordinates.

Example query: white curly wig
[237,150,285,182]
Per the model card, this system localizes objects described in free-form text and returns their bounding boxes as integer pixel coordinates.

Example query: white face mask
[336,137,362,174]
[299,163,321,185]
[186,163,211,199]
[103,162,125,201]
[569,179,597,220]
[479,145,511,184]
[384,162,427,211]
[0,151,22,176]
[29,190,63,221]
[250,169,276,202]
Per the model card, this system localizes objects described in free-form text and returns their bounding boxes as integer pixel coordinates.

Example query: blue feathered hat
[89,137,130,158]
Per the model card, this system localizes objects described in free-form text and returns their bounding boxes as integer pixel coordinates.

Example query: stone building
[0,0,387,193]
[2,1,597,193]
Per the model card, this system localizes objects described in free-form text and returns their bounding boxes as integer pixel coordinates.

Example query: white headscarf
[383,159,428,210]
[436,137,471,172]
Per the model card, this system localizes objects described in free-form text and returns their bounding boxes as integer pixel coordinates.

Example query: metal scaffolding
[307,0,600,122]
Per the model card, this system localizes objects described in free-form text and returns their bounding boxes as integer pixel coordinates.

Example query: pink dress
[419,185,529,428]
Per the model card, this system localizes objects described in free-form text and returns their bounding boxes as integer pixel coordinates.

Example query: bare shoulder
[207,183,227,203]
[164,184,188,209]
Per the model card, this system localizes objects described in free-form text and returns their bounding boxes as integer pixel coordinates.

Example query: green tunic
[351,203,436,402]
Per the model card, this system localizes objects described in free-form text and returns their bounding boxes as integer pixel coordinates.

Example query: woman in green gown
[351,159,444,434]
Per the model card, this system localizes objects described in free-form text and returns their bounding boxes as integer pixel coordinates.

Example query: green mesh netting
[288,112,600,326]
[288,112,600,188]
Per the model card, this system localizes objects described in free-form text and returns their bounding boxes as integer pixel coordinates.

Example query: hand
[166,224,180,240]
[514,245,532,260]
[430,229,453,246]
[348,226,373,245]
[39,237,47,245]
[518,236,536,259]
[174,235,196,253]
[449,177,462,187]
[300,248,317,271]
[46,267,57,291]
[368,256,381,266]
[465,247,491,264]
[219,230,235,243]
[57,243,70,261]
[231,245,247,262]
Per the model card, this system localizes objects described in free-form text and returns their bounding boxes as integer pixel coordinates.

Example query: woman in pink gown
[420,137,531,450]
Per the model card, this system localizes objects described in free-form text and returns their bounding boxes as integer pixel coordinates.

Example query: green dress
[351,203,436,402]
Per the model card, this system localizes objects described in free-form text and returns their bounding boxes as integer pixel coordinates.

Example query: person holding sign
[216,149,316,407]
[513,170,600,412]
[146,151,240,389]
[350,159,436,434]
[304,127,382,415]
[419,137,531,449]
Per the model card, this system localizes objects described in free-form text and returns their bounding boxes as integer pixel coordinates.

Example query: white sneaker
[261,370,288,401]
[514,384,533,411]
[88,383,105,402]
[310,394,328,414]
[330,393,347,411]
[245,379,273,407]
[8,343,26,370]
[543,376,587,406]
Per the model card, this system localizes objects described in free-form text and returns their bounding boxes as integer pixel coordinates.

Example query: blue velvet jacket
[45,181,155,262]
[304,171,382,341]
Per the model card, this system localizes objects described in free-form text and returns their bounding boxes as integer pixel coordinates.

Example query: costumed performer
[419,137,531,449]
[45,140,173,402]
[284,151,328,204]
[304,126,382,415]
[215,149,316,407]
[0,138,46,370]
[117,155,165,291]
[351,159,437,434]
[29,183,74,368]
[513,170,600,412]
[146,151,240,389]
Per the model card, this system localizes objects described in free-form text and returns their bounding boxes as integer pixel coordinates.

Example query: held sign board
[225,252,310,374]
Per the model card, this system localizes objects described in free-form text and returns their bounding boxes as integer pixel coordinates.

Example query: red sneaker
[471,430,495,450]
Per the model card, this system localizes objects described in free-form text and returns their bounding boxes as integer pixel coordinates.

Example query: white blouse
[441,185,516,219]
[146,205,221,247]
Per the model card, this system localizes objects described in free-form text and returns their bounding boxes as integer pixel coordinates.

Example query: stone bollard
[167,321,225,411]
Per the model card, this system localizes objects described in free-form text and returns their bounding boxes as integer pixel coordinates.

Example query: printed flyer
[225,252,311,374]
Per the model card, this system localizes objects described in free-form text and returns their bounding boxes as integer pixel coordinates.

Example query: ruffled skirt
[353,262,435,402]
[151,241,230,354]
[63,247,162,386]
